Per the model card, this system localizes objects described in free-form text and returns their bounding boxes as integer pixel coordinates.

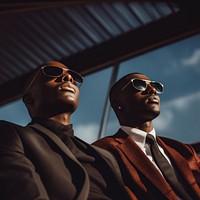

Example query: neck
[49,113,71,125]
[137,121,154,133]
[121,120,154,133]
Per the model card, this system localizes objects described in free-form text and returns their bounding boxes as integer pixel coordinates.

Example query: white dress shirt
[121,126,184,199]
[120,126,173,175]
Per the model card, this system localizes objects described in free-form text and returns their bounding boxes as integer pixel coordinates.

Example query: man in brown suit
[0,61,131,200]
[93,72,200,200]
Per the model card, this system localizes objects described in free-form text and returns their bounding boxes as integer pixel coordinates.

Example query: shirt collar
[30,118,74,138]
[121,125,156,148]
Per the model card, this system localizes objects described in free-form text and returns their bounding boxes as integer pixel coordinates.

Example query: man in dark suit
[93,72,200,200]
[0,61,131,200]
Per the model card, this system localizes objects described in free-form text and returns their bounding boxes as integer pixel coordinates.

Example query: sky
[0,33,200,145]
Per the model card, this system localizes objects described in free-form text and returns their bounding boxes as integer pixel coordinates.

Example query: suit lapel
[75,136,124,183]
[114,130,178,199]
[157,137,200,198]
[28,123,89,200]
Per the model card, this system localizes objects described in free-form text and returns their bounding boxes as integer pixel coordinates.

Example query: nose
[62,73,74,83]
[146,84,157,95]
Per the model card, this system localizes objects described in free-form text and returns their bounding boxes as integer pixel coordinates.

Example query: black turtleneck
[30,118,116,200]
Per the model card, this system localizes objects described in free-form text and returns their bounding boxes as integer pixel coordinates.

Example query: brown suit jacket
[93,129,200,200]
[0,121,130,200]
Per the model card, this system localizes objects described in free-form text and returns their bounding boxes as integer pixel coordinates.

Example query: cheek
[33,83,57,103]
[122,95,145,112]
[125,93,142,105]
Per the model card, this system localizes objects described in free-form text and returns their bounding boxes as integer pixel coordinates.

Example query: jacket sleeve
[0,121,49,200]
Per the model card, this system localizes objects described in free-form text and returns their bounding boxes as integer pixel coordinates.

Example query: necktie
[146,134,192,200]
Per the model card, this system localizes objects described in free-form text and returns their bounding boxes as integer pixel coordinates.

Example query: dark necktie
[146,134,192,200]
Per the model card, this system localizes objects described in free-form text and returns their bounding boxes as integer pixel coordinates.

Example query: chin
[56,99,77,112]
[65,104,78,113]
[151,105,160,114]
[146,108,160,119]
[153,110,160,118]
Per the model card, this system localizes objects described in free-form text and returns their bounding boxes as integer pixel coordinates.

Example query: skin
[110,73,160,133]
[23,61,80,125]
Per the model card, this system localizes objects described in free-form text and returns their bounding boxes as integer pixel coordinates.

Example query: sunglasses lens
[150,82,164,93]
[132,79,147,91]
[68,70,83,84]
[43,66,63,77]
[42,66,83,87]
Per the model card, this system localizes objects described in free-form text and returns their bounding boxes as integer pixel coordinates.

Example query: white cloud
[74,120,120,143]
[154,109,173,130]
[154,90,200,131]
[162,90,200,111]
[181,48,200,66]
[163,61,179,74]
[74,122,99,143]
[164,48,200,74]
[106,120,119,134]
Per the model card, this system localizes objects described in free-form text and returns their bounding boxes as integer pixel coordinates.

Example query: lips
[146,96,159,104]
[59,84,75,93]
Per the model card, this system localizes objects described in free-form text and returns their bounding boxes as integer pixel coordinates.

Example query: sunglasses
[23,65,83,96]
[121,78,164,94]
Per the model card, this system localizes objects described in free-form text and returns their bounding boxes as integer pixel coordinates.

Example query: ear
[22,93,34,105]
[112,101,122,111]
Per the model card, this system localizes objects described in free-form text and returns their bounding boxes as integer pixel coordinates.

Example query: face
[26,61,80,117]
[113,73,161,123]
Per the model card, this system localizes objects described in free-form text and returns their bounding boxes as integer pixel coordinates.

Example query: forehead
[41,61,69,69]
[124,73,150,81]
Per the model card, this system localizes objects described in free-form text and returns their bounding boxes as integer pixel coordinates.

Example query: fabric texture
[146,134,192,200]
[0,120,130,200]
[93,129,200,200]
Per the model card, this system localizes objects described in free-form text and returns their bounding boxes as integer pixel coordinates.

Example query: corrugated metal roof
[1,0,200,105]
[0,1,179,86]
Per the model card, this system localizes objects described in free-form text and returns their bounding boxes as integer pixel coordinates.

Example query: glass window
[71,67,113,143]
[106,33,200,144]
[0,99,30,125]
[1,34,200,145]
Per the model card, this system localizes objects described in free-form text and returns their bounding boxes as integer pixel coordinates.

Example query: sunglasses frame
[23,65,83,97]
[121,78,164,94]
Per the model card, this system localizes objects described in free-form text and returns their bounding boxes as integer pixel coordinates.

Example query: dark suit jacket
[93,129,200,200]
[0,121,129,200]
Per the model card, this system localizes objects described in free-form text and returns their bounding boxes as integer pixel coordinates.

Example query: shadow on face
[22,61,80,118]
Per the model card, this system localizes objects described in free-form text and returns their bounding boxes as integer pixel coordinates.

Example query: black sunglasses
[121,78,164,94]
[41,66,83,84]
[23,66,83,96]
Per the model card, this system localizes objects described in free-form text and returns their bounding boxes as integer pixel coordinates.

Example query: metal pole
[98,62,119,139]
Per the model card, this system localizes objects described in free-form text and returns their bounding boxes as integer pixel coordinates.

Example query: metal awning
[0,0,200,106]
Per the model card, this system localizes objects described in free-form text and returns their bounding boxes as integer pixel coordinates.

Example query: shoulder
[0,120,37,149]
[93,135,116,147]
[93,129,128,148]
[158,136,197,157]
[0,120,30,135]
[92,134,125,155]
[159,136,191,148]
[0,120,24,135]
[0,120,26,152]
[0,119,17,127]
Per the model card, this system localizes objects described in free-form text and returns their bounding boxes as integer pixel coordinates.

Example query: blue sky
[0,33,200,144]
[75,33,200,143]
